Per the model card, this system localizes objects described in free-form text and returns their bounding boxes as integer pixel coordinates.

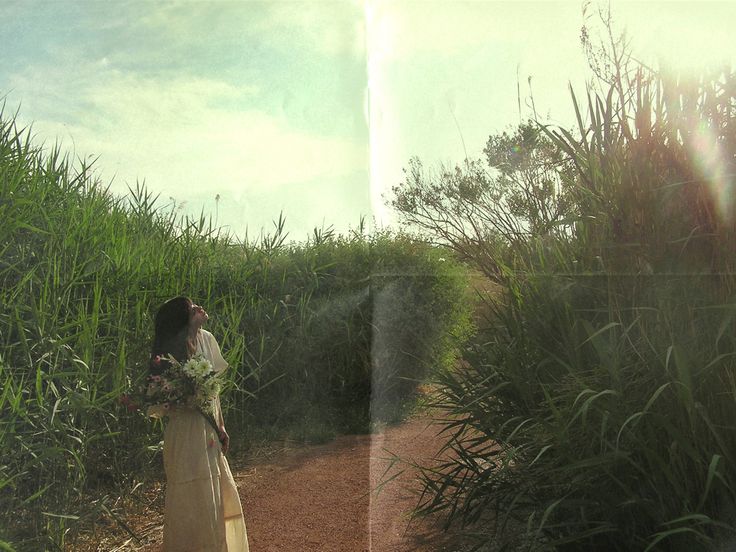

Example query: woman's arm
[207,331,230,453]
[213,396,229,453]
[214,371,229,453]
[215,395,225,429]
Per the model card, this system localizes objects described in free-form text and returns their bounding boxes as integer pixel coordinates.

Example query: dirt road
[74,408,467,552]
[237,410,459,552]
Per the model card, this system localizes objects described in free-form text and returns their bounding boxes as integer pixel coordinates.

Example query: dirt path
[239,410,460,552]
[73,407,467,552]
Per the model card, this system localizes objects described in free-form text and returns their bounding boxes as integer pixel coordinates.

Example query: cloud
[8,63,367,199]
[258,0,366,57]
[135,0,365,59]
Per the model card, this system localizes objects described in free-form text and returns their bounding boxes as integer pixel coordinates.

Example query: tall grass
[0,108,472,550]
[418,68,736,551]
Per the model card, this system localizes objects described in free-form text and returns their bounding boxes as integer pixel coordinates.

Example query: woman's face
[189,301,209,327]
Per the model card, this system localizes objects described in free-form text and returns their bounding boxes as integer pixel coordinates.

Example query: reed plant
[0,107,472,550]
[231,227,473,438]
[417,67,736,550]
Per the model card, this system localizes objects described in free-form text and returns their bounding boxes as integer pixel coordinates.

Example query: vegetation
[397,14,736,552]
[0,108,472,550]
[391,121,576,280]
[7,4,735,550]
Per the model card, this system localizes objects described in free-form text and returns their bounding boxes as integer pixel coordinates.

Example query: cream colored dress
[160,329,249,552]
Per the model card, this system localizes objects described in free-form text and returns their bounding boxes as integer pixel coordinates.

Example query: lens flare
[687,119,733,226]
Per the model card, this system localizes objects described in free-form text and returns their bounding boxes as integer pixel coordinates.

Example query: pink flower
[153,355,162,366]
[118,394,138,412]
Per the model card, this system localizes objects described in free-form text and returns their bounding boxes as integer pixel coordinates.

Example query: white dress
[160,329,249,552]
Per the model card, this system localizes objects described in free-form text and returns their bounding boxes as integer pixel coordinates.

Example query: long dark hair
[150,296,192,375]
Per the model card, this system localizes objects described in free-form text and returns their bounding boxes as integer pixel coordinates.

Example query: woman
[150,296,249,552]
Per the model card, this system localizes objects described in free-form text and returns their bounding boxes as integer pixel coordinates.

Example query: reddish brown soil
[70,407,469,552]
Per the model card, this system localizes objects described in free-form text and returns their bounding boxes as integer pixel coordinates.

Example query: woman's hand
[218,428,230,455]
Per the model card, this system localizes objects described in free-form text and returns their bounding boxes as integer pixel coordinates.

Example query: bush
[238,230,474,434]
[418,67,736,551]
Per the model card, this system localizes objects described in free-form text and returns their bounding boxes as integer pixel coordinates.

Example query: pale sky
[2,1,735,243]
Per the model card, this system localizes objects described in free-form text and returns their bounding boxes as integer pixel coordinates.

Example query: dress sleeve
[207,331,229,373]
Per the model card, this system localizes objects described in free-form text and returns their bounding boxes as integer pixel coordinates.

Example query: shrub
[418,66,736,551]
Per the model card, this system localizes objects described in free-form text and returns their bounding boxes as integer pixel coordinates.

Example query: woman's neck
[187,328,199,357]
[188,325,201,339]
[186,326,201,355]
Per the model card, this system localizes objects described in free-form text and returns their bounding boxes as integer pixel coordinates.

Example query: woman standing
[150,296,249,552]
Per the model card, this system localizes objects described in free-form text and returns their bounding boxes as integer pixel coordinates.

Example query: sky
[2,1,736,244]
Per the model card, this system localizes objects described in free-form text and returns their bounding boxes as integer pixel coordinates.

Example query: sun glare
[618,3,736,75]
[610,4,736,225]
[689,119,734,225]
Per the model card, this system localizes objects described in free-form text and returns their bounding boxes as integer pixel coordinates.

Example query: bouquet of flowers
[120,353,221,418]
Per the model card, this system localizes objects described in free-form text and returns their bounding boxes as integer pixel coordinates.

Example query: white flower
[145,353,218,415]
[182,355,213,379]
